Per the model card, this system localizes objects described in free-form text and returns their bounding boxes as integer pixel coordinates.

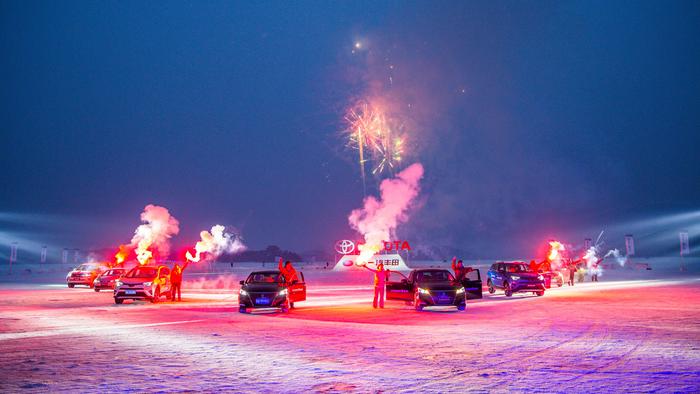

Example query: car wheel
[94,288,100,292]
[414,294,423,311]
[290,302,295,309]
[68,283,75,288]
[536,291,544,296]
[281,306,289,313]
[487,280,495,294]
[151,287,160,304]
[557,279,563,287]
[239,305,247,313]
[504,282,513,297]
[457,304,466,311]
[115,298,123,304]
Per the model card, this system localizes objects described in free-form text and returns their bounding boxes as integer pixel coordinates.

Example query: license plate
[256,297,270,305]
[125,290,136,295]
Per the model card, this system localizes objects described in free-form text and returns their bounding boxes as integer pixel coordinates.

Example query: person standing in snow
[567,259,580,286]
[170,261,189,302]
[452,257,466,281]
[591,258,602,282]
[278,257,299,284]
[364,262,390,309]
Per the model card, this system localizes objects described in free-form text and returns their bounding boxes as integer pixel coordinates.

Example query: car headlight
[417,287,430,295]
[278,288,288,297]
[115,280,122,287]
[93,278,99,284]
[239,289,248,296]
[456,287,465,295]
[511,275,520,281]
[143,281,152,287]
[538,274,544,281]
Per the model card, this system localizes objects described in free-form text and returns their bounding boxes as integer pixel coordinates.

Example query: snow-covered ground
[1,258,699,392]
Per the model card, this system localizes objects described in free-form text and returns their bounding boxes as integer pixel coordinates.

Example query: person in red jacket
[451,257,474,284]
[451,257,466,281]
[278,257,299,284]
[170,261,189,302]
[364,262,390,309]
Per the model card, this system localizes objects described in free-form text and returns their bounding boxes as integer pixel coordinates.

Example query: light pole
[680,231,689,272]
[9,242,18,274]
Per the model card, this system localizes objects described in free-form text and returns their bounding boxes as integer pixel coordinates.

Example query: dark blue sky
[1,1,699,258]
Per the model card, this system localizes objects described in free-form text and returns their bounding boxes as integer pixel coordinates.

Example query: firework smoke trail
[127,205,180,265]
[348,163,424,265]
[605,249,628,267]
[185,225,246,263]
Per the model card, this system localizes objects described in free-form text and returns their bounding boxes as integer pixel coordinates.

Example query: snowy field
[1,259,699,393]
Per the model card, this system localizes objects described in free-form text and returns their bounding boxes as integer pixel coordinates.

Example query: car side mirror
[239,280,245,286]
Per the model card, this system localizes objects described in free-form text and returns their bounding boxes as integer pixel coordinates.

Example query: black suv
[386,269,467,311]
[487,261,546,297]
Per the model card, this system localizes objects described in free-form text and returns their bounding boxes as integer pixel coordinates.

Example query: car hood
[120,277,156,285]
[416,281,460,291]
[242,283,283,292]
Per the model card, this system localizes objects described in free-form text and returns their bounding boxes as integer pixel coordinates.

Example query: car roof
[496,261,526,265]
[413,268,451,273]
[249,270,281,275]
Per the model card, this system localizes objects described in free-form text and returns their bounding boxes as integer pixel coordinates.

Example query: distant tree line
[226,245,302,263]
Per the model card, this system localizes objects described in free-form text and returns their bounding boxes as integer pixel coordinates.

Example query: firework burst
[344,99,405,191]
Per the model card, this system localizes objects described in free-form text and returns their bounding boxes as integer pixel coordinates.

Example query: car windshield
[247,272,283,284]
[76,264,97,271]
[415,270,454,283]
[505,264,531,273]
[125,267,157,278]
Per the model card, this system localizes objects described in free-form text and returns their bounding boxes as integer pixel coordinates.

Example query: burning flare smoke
[348,162,424,265]
[186,225,246,263]
[547,241,566,270]
[123,204,180,265]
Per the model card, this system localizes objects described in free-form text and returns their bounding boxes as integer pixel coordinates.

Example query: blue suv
[487,261,546,297]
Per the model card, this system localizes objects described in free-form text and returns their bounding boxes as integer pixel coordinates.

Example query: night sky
[1,1,699,259]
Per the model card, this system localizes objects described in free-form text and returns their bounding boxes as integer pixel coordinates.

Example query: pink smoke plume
[348,162,424,265]
[130,204,180,265]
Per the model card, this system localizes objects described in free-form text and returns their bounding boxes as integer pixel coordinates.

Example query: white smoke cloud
[130,204,180,265]
[348,162,424,265]
[186,225,246,263]
[583,246,603,276]
[604,248,627,267]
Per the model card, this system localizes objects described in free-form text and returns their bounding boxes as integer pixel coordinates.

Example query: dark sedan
[386,269,467,311]
[238,270,306,313]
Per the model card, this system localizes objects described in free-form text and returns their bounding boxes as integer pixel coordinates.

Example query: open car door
[386,271,412,301]
[289,271,306,302]
[462,269,483,300]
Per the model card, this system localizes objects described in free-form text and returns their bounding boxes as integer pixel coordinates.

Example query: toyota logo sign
[335,240,356,255]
